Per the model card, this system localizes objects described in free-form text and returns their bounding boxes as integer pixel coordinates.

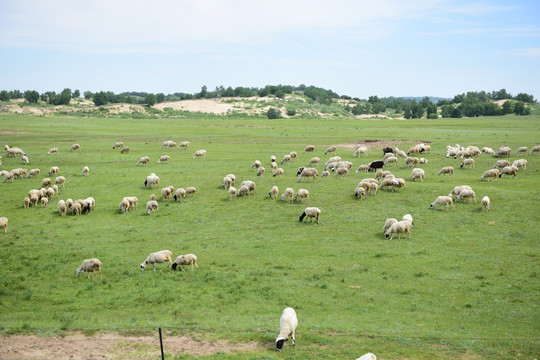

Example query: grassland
[0,113,539,359]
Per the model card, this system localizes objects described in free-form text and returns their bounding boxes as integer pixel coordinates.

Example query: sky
[0,0,539,99]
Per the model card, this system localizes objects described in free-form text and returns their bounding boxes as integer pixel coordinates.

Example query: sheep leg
[87,271,90,279]
[292,330,295,345]
[153,263,157,271]
[99,269,102,280]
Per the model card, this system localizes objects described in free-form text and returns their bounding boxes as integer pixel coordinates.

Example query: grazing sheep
[321,170,330,177]
[393,147,407,158]
[269,186,279,199]
[382,152,394,161]
[354,185,367,200]
[493,160,510,169]
[356,353,377,360]
[392,178,406,192]
[481,168,500,181]
[309,157,320,167]
[529,145,540,154]
[324,145,337,155]
[270,161,278,170]
[178,141,190,149]
[438,166,454,176]
[280,154,292,164]
[161,140,177,149]
[46,187,55,199]
[42,178,52,187]
[140,250,173,270]
[144,173,160,189]
[448,185,473,199]
[137,156,150,166]
[270,155,277,163]
[21,155,29,164]
[298,167,318,182]
[460,158,475,169]
[47,147,59,155]
[70,143,80,151]
[402,214,413,225]
[495,146,511,158]
[58,200,67,216]
[303,145,315,154]
[334,166,349,178]
[405,156,420,168]
[353,146,368,157]
[355,164,369,173]
[379,177,395,191]
[382,146,393,155]
[512,159,527,171]
[49,166,59,176]
[193,150,207,159]
[66,198,74,210]
[81,166,89,175]
[121,147,130,154]
[273,168,284,177]
[499,165,518,178]
[237,184,250,197]
[186,186,197,197]
[119,198,131,213]
[23,197,31,208]
[157,155,170,164]
[368,160,384,172]
[385,220,413,240]
[384,156,398,166]
[456,189,476,203]
[26,169,40,178]
[240,181,256,194]
[382,218,398,234]
[226,174,236,186]
[299,207,320,224]
[76,259,102,279]
[325,156,341,167]
[481,196,490,212]
[482,147,495,154]
[276,307,298,351]
[229,186,237,200]
[149,194,157,201]
[407,146,421,155]
[410,168,425,182]
[430,196,454,211]
[172,254,198,271]
[289,151,298,160]
[161,186,174,200]
[174,188,186,202]
[251,160,262,169]
[71,202,82,215]
[145,200,159,215]
[122,196,138,210]
[257,167,265,177]
[5,146,25,157]
[55,176,66,188]
[295,188,310,202]
[281,188,294,202]
[419,157,428,164]
[516,146,528,154]
[222,176,233,189]
[0,217,7,233]
[112,142,124,149]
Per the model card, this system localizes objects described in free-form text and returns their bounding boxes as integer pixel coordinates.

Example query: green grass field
[0,113,539,359]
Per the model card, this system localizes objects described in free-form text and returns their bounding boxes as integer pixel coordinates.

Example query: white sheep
[21,155,29,164]
[430,196,454,211]
[161,186,174,200]
[193,150,207,159]
[295,188,309,202]
[385,220,413,240]
[124,196,139,210]
[384,156,398,167]
[112,142,124,149]
[321,170,329,177]
[229,186,237,200]
[270,162,278,170]
[81,166,89,175]
[481,196,490,212]
[334,166,349,178]
[119,198,131,213]
[410,168,424,182]
[481,168,500,181]
[281,188,294,202]
[55,176,66,188]
[0,217,8,233]
[402,214,413,225]
[186,186,197,197]
[137,156,150,166]
[512,159,527,171]
[392,178,406,192]
[354,185,367,200]
[382,218,398,233]
[240,181,256,194]
[26,169,40,178]
[145,173,160,188]
[515,146,528,154]
[303,145,315,154]
[493,160,510,169]
[226,174,236,186]
[356,353,377,360]
[353,146,367,157]
[161,140,177,149]
[448,185,473,199]
[270,155,277,163]
[23,197,30,208]
[158,155,170,164]
[499,165,518,178]
[178,141,190,149]
[299,207,320,224]
[456,189,476,203]
[76,258,102,279]
[121,147,130,154]
[280,154,292,164]
[382,152,394,161]
[149,193,156,201]
[309,157,320,167]
[58,200,67,216]
[222,176,233,189]
[49,166,59,176]
[276,307,298,351]
[298,167,318,182]
[324,145,337,155]
[145,200,159,215]
[419,157,428,164]
[355,164,369,173]
[251,160,262,169]
[495,146,511,158]
[529,145,540,154]
[269,186,279,199]
[407,146,421,155]
[393,147,407,157]
[460,158,475,169]
[140,250,172,270]
[71,202,82,216]
[174,188,186,202]
[325,156,341,167]
[172,254,198,271]
[482,147,495,154]
[47,147,59,155]
[70,143,80,151]
[289,151,298,160]
[438,166,454,176]
[405,156,420,168]
[257,167,265,177]
[237,184,250,197]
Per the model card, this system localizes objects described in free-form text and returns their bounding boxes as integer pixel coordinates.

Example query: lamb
[257,167,265,177]
[410,168,425,182]
[449,185,473,199]
[298,167,318,182]
[121,147,130,154]
[23,197,31,208]
[405,156,420,168]
[70,143,80,151]
[430,196,454,211]
[334,166,349,178]
[419,157,428,164]
[222,176,233,189]
[145,200,159,215]
[240,181,256,194]
[47,147,59,155]
[174,188,186,202]
[251,160,262,169]
[384,156,398,166]
[137,156,150,166]
[529,145,540,154]
[355,164,369,173]
[289,151,298,160]
[237,184,250,197]
[42,178,52,187]
[280,154,292,164]
[178,141,190,149]
[76,258,102,279]
[482,147,495,154]
[460,158,475,169]
[481,196,490,212]
[140,250,173,270]
[81,166,89,175]
[172,254,198,271]
[356,353,377,360]
[499,165,518,178]
[321,170,329,177]
[455,189,476,203]
[516,146,528,154]
[276,307,298,351]
[512,159,527,171]
[493,160,510,169]
[112,142,124,149]
[295,188,309,202]
[438,166,454,176]
[157,155,170,164]
[385,220,413,240]
[481,168,500,181]
[161,140,177,149]
[273,168,284,177]
[381,218,398,234]
[303,145,315,154]
[186,186,197,197]
[270,155,277,163]
[55,176,66,188]
[353,146,368,157]
[309,157,320,167]
[270,162,277,170]
[269,186,279,199]
[58,200,67,216]
[161,186,174,200]
[144,173,160,188]
[368,160,384,172]
[124,196,139,210]
[281,188,294,202]
[0,217,7,233]
[193,150,207,159]
[49,166,59,176]
[324,145,337,155]
[299,207,320,224]
[229,186,237,200]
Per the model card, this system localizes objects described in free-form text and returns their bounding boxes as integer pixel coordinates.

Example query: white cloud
[517,48,540,58]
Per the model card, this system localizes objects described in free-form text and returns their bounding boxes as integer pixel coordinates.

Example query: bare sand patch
[0,332,261,359]
[154,100,233,115]
[337,139,431,151]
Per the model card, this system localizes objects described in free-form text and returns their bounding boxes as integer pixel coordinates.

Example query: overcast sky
[1,0,539,99]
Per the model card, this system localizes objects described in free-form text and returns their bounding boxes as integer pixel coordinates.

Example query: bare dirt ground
[0,332,261,359]
[336,139,431,151]
[153,99,233,114]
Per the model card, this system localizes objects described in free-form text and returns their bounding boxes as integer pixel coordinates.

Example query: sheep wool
[481,196,490,212]
[356,353,377,360]
[276,307,298,351]
[140,250,173,270]
[0,217,8,233]
[76,258,102,279]
[299,207,320,224]
[172,254,198,271]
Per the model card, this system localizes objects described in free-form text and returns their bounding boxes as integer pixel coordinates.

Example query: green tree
[502,100,513,115]
[266,107,281,119]
[93,91,109,106]
[145,94,157,106]
[73,89,80,98]
[156,93,165,103]
[24,90,40,104]
[10,90,23,99]
[84,91,93,99]
[0,90,9,101]
[420,96,431,109]
[515,93,534,103]
[58,88,72,105]
[514,101,525,115]
[426,103,437,118]
[196,86,207,99]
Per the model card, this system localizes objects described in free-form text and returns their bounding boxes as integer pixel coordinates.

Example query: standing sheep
[76,259,102,279]
[299,207,320,224]
[140,250,173,270]
[456,189,476,203]
[438,167,454,176]
[269,186,279,199]
[49,166,59,176]
[146,200,159,215]
[384,220,413,240]
[112,142,124,149]
[172,254,198,271]
[174,188,186,202]
[121,147,130,154]
[298,167,318,182]
[303,145,315,154]
[48,147,59,155]
[410,168,425,182]
[499,166,518,178]
[58,200,67,216]
[512,159,527,171]
[281,188,294,202]
[55,176,66,188]
[481,196,490,212]
[257,167,265,177]
[137,156,150,166]
[178,141,190,149]
[26,169,40,178]
[0,217,8,233]
[161,140,177,149]
[193,150,207,159]
[280,154,292,164]
[309,157,320,167]
[158,155,170,164]
[515,146,528,154]
[276,307,298,351]
[529,145,540,154]
[229,186,237,200]
[460,159,475,169]
[251,160,262,169]
[81,166,89,175]
[324,145,337,155]
[295,188,310,202]
[186,186,197,197]
[354,146,368,157]
[430,196,454,211]
[481,168,500,181]
[70,143,80,151]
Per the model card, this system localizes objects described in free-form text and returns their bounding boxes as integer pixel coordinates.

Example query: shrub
[267,107,281,119]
